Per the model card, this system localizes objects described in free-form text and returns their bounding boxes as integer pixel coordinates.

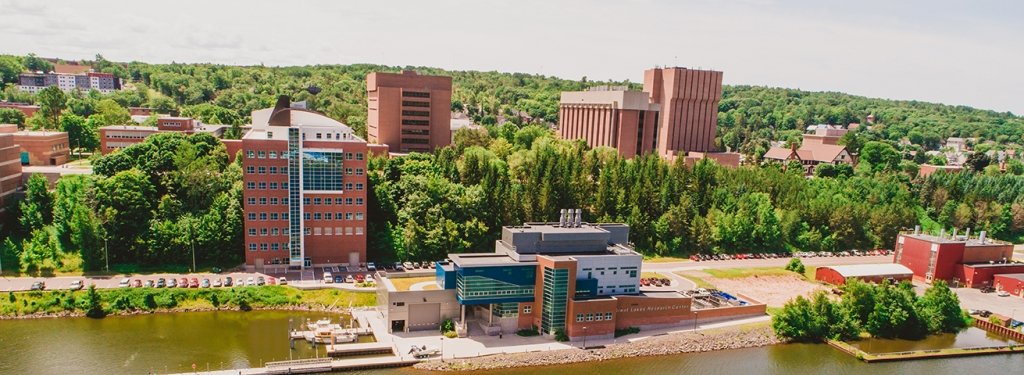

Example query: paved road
[643,254,895,272]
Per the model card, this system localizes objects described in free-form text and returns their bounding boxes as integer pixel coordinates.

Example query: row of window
[246,197,365,205]
[401,100,430,108]
[402,91,430,98]
[248,165,365,176]
[246,212,364,221]
[246,182,364,191]
[576,312,614,322]
[246,150,365,161]
[461,289,535,297]
[401,110,430,117]
[598,286,637,294]
[246,226,364,238]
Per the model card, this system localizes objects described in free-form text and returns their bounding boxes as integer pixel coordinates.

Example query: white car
[345,275,355,283]
[997,290,1010,297]
[118,278,131,288]
[212,279,222,288]
[278,277,288,285]
[324,272,333,284]
[246,277,255,286]
[68,280,84,290]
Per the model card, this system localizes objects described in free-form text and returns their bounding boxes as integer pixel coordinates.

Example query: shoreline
[0,304,353,320]
[415,324,780,372]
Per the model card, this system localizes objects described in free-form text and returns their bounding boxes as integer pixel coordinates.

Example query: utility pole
[189,221,197,273]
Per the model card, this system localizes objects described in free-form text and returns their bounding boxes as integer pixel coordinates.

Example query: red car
[131,279,143,288]
[178,277,189,288]
[189,278,200,288]
[267,277,277,285]
[354,274,365,283]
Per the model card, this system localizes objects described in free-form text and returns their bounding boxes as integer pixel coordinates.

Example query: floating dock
[326,342,395,357]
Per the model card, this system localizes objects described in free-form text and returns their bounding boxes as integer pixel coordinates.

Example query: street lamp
[582,326,587,349]
[692,311,698,332]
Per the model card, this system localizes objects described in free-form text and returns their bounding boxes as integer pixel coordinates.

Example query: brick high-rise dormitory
[366,71,452,153]
[241,96,386,269]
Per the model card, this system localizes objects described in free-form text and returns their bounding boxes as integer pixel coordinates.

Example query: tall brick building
[242,97,385,269]
[558,89,660,158]
[0,133,22,217]
[366,71,452,153]
[643,67,723,155]
[558,67,726,161]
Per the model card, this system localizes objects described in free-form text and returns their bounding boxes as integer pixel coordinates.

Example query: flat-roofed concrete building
[894,229,1022,288]
[644,67,723,155]
[558,89,661,158]
[366,71,452,153]
[0,133,22,217]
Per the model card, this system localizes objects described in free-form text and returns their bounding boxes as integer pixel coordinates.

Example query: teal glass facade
[287,128,302,263]
[302,151,345,191]
[455,264,536,305]
[540,267,569,335]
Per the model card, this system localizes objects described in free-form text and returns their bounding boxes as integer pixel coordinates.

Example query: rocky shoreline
[0,304,349,320]
[415,325,780,372]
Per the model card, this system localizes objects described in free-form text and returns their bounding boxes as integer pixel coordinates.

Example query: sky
[1,0,1022,114]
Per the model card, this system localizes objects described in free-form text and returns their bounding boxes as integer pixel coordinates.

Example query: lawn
[641,272,665,279]
[387,276,437,291]
[643,256,691,263]
[674,272,715,289]
[703,267,796,279]
[0,286,376,317]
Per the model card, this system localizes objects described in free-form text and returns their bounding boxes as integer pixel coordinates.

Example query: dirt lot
[685,272,828,307]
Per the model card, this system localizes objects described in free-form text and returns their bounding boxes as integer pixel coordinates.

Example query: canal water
[1,311,1023,375]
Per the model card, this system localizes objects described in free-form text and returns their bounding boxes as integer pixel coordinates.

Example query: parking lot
[0,272,271,292]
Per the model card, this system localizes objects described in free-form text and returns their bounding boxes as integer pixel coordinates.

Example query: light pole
[188,221,196,273]
[582,326,587,349]
[692,311,698,332]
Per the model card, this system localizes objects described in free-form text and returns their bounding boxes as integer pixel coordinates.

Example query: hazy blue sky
[2,0,1021,113]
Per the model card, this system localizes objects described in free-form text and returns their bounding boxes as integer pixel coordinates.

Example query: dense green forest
[3,53,1024,271]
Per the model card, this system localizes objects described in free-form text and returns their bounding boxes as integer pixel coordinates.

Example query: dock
[288,327,373,340]
[326,342,395,357]
[173,356,418,375]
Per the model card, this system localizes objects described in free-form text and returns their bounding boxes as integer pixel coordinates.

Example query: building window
[248,228,256,236]
[269,151,277,159]
[605,312,613,320]
[249,244,257,251]
[524,305,532,314]
[247,213,256,220]
[304,227,311,235]
[260,243,268,251]
[270,213,279,220]
[259,228,268,236]
[576,314,584,322]
[304,213,311,220]
[595,314,602,321]
[246,166,255,174]
[247,198,256,205]
[355,227,363,235]
[586,313,593,321]
[356,168,364,176]
[258,166,266,174]
[314,213,322,220]
[345,198,353,205]
[247,182,256,189]
[356,153,364,160]
[355,213,364,220]
[356,198,364,205]
[324,198,332,205]
[270,167,277,174]
[259,213,268,220]
[303,197,311,205]
[345,213,353,220]
[258,151,266,159]
[270,183,278,190]
[258,182,267,189]
[402,91,430,98]
[246,151,255,158]
[356,183,364,190]
[259,198,267,205]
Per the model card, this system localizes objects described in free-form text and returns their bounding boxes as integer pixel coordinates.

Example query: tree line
[772,279,969,342]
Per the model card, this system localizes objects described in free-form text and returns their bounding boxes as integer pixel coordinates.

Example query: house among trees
[762,124,855,175]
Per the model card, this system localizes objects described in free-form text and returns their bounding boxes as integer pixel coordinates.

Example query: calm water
[1,311,1023,375]
[0,310,351,374]
[850,327,1020,353]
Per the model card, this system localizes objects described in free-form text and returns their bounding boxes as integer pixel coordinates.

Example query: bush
[84,285,105,318]
[517,325,540,337]
[8,292,14,303]
[554,328,569,342]
[785,258,805,275]
[440,318,455,333]
[143,293,157,310]
[614,327,640,338]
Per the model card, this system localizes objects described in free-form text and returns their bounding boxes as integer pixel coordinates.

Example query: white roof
[826,263,913,278]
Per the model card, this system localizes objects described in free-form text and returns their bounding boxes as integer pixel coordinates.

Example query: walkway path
[409,281,436,291]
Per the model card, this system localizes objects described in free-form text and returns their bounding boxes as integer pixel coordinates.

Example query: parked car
[144,280,154,288]
[167,278,177,288]
[354,274,365,283]
[201,278,211,288]
[367,262,377,271]
[131,279,143,288]
[403,262,414,270]
[334,275,344,284]
[68,280,84,291]
[278,277,288,285]
[30,281,45,291]
[256,276,266,286]
[119,278,131,288]
[267,277,277,285]
[245,277,255,286]
[224,277,234,287]
[997,290,1010,297]
[365,274,374,281]
[212,279,222,288]
[324,272,334,284]
[179,277,189,288]
[394,262,404,271]
[981,286,996,293]
[188,278,199,288]
[346,275,355,283]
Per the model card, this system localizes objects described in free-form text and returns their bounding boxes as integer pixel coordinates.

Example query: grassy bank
[702,266,816,281]
[0,286,375,318]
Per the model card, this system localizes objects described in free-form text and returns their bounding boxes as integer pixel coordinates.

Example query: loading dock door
[408,303,441,331]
